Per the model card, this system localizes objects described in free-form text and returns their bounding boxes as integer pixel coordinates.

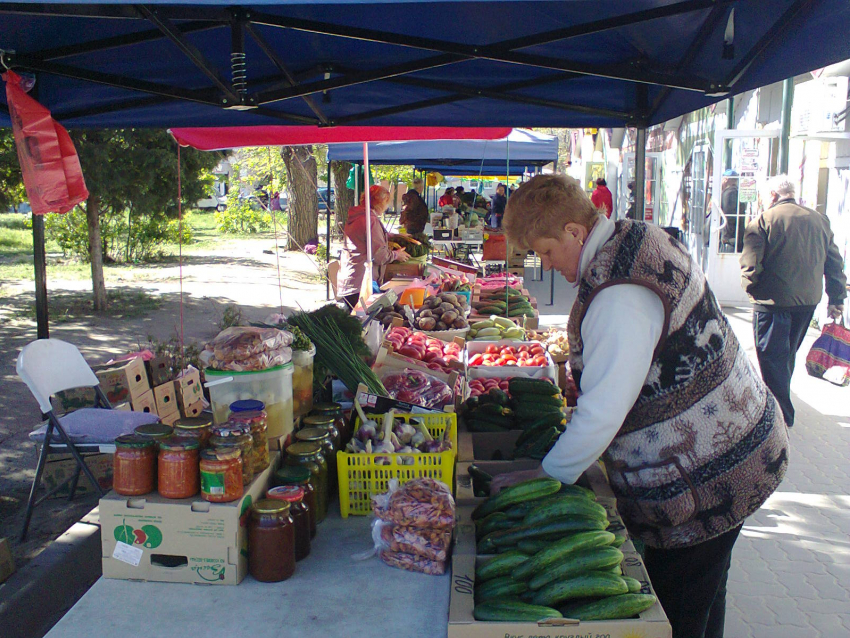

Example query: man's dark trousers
[753,308,814,427]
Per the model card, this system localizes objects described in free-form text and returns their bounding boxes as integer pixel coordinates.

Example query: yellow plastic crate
[337,412,457,517]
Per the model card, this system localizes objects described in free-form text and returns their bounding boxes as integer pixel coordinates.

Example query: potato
[439,292,457,305]
[418,317,437,331]
[436,321,448,331]
[441,310,458,324]
[418,309,433,318]
[439,302,456,314]
[452,317,468,329]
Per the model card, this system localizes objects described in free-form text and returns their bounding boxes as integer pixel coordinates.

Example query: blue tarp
[1,2,849,129]
[415,163,537,176]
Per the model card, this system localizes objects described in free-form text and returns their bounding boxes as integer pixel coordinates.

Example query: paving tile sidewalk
[723,307,850,638]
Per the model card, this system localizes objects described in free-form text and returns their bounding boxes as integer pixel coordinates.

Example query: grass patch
[6,287,161,324]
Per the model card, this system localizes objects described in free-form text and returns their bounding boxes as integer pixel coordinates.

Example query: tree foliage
[0,130,27,210]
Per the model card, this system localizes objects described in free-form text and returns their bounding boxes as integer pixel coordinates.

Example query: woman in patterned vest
[494,174,789,638]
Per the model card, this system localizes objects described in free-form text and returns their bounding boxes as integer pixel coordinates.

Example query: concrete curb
[0,508,101,638]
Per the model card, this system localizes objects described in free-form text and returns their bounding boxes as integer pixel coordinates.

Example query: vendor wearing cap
[492,174,789,638]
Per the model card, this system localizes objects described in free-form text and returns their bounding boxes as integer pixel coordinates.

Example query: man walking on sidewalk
[740,175,847,427]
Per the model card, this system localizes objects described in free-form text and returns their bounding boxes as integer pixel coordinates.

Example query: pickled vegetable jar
[248,499,295,582]
[210,425,254,487]
[272,465,317,538]
[200,448,243,503]
[310,402,350,446]
[284,442,328,523]
[172,416,213,449]
[158,437,200,499]
[133,423,174,450]
[291,345,315,418]
[301,415,341,451]
[267,486,311,561]
[228,408,269,474]
[113,435,156,496]
[295,427,337,497]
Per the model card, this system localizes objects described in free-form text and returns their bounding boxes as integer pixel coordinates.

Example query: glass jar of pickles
[301,415,341,451]
[210,424,254,487]
[172,416,213,449]
[248,499,295,582]
[267,486,311,561]
[273,466,317,538]
[310,402,350,446]
[113,435,156,496]
[228,410,269,475]
[284,442,328,523]
[295,427,336,497]
[200,448,243,503]
[158,437,200,499]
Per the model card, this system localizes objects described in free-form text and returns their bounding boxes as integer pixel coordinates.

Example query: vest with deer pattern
[567,220,790,549]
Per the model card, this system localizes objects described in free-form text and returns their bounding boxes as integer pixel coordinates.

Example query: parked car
[196,194,226,211]
[317,188,335,213]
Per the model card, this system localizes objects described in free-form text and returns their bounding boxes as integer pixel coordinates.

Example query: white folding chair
[16,339,160,540]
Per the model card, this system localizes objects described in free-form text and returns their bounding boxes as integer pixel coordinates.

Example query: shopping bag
[805,320,850,386]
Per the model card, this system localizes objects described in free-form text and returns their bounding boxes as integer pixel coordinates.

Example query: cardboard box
[460,430,522,463]
[173,367,203,411]
[384,262,425,280]
[153,382,178,416]
[181,400,205,418]
[0,538,15,584]
[114,401,131,411]
[131,389,157,414]
[145,357,172,387]
[466,340,557,383]
[39,452,113,498]
[52,386,97,414]
[100,452,278,586]
[159,411,180,426]
[92,358,149,405]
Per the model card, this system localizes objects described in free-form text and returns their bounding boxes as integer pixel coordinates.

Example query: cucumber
[622,576,643,594]
[476,512,512,539]
[528,547,625,590]
[474,577,528,603]
[513,531,616,581]
[515,393,564,408]
[487,388,511,406]
[523,428,562,460]
[473,601,562,622]
[468,464,494,484]
[476,403,514,418]
[475,550,529,582]
[564,593,658,621]
[516,539,551,554]
[472,477,562,520]
[467,419,512,433]
[509,307,536,317]
[610,534,627,548]
[532,572,629,607]
[477,535,499,554]
[509,377,559,396]
[515,405,564,423]
[558,483,596,500]
[523,496,609,526]
[490,516,608,547]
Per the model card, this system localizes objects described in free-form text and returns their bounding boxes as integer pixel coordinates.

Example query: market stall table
[45,506,451,638]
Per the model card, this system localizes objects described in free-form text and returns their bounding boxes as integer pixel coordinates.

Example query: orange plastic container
[399,286,426,308]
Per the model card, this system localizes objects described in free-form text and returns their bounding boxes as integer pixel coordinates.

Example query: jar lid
[173,416,213,430]
[114,434,155,448]
[267,486,304,503]
[229,410,265,422]
[302,415,334,427]
[134,423,174,438]
[286,442,321,457]
[230,399,265,413]
[295,427,330,443]
[201,448,241,461]
[311,402,342,414]
[213,424,251,438]
[252,499,290,515]
[159,436,200,451]
[273,466,311,485]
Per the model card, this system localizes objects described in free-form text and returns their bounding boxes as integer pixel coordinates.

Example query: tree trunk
[281,145,318,250]
[332,160,355,228]
[86,194,108,311]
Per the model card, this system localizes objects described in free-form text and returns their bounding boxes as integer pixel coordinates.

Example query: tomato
[531,355,547,366]
[500,346,516,355]
[518,345,529,353]
[517,351,529,360]
[530,345,545,356]
[485,345,499,355]
[469,354,485,366]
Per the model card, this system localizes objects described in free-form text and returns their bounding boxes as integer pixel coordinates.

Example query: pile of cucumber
[471,287,536,318]
[471,478,657,622]
[466,316,526,341]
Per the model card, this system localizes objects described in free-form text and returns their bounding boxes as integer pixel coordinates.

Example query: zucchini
[474,577,528,603]
[622,576,644,594]
[490,516,608,547]
[528,547,625,590]
[513,531,616,581]
[532,572,629,607]
[472,477,561,520]
[564,593,658,621]
[473,601,562,622]
[475,550,529,582]
[558,483,596,500]
[509,377,559,396]
[523,495,609,526]
[516,539,551,554]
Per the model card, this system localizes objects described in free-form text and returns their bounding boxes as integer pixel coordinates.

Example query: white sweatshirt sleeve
[541,284,665,484]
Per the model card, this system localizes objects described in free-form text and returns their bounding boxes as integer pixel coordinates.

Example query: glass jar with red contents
[200,448,243,503]
[248,499,295,582]
[273,465,317,538]
[210,424,254,487]
[228,408,269,474]
[172,416,213,449]
[133,423,173,450]
[267,486,311,561]
[113,435,156,496]
[310,402,350,446]
[158,437,200,499]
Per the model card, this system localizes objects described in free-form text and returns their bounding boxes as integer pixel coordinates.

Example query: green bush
[215,193,272,234]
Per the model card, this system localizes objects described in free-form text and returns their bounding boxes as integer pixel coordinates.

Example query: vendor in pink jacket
[338,185,409,310]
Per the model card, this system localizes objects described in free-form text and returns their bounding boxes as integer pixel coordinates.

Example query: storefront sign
[740,177,758,203]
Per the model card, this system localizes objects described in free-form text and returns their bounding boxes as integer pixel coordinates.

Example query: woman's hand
[490,466,551,495]
[393,248,411,263]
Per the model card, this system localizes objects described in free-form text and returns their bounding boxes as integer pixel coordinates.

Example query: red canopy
[168,126,513,151]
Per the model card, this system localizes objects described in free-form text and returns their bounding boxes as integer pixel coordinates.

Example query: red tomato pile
[468,343,548,367]
[385,326,462,372]
[468,377,511,398]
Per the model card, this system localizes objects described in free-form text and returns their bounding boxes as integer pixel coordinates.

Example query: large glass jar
[248,499,295,582]
[310,402,351,446]
[133,423,174,451]
[113,435,156,496]
[210,424,254,486]
[172,416,213,449]
[273,466,317,538]
[200,448,243,503]
[285,442,328,523]
[295,427,337,497]
[267,486,311,561]
[291,345,315,418]
[158,437,200,499]
[228,410,269,475]
[301,415,341,451]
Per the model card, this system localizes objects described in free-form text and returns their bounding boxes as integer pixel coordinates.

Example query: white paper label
[112,541,143,567]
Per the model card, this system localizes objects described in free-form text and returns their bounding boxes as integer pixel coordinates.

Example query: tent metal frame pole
[32,213,49,339]
[778,78,794,174]
[327,161,332,300]
[634,127,647,222]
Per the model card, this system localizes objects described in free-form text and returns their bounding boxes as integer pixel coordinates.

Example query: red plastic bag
[3,70,88,215]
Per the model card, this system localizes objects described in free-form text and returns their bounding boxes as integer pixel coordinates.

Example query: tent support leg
[327,161,332,300]
[634,126,647,222]
[33,213,49,339]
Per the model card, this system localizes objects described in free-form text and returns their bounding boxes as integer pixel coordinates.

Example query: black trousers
[644,524,742,638]
[753,308,814,427]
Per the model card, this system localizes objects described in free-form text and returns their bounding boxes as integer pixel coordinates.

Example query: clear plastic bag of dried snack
[371,478,455,529]
[379,549,446,575]
[204,327,293,363]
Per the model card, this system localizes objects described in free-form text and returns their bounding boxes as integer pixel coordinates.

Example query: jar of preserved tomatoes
[172,416,213,449]
[133,423,174,450]
[113,435,156,496]
[199,448,243,503]
[284,442,328,523]
[272,466,317,538]
[267,486,310,561]
[310,402,350,446]
[248,499,295,582]
[210,424,254,487]
[295,427,337,497]
[158,437,200,499]
[228,410,268,474]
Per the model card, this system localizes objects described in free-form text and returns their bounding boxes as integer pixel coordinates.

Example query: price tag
[112,541,143,567]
